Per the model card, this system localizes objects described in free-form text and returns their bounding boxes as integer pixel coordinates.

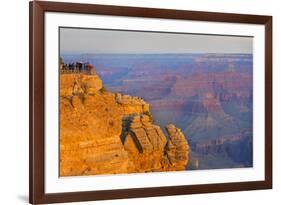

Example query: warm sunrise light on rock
[59,64,189,176]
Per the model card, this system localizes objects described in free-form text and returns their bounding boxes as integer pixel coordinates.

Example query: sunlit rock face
[59,70,189,176]
[121,115,189,173]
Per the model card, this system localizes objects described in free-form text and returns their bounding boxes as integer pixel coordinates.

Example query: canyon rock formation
[60,71,189,176]
[121,115,189,172]
[62,53,253,170]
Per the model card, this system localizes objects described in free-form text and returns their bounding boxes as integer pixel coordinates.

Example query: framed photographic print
[29,1,272,204]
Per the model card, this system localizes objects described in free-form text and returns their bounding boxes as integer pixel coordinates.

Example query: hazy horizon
[60,27,253,54]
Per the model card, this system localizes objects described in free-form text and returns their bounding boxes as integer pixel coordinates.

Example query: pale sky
[60,27,253,54]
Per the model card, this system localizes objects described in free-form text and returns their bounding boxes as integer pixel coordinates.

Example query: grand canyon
[59,62,189,176]
[61,53,253,174]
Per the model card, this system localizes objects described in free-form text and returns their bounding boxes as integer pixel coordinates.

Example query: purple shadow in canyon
[62,53,253,170]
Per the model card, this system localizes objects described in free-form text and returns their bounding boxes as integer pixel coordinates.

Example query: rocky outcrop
[165,124,189,170]
[60,73,103,97]
[121,115,189,172]
[60,71,189,176]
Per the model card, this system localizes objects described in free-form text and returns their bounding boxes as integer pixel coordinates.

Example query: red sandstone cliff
[59,71,189,176]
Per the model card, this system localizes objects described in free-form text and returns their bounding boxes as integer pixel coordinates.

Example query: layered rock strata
[60,71,189,176]
[121,115,189,172]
